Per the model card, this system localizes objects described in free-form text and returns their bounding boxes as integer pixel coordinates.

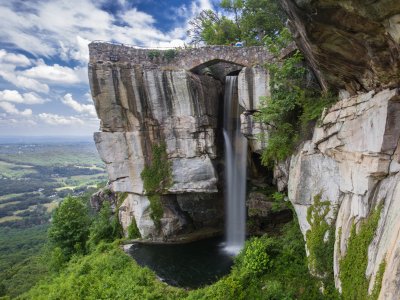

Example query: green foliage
[127,218,141,239]
[22,220,324,300]
[235,236,272,275]
[339,205,383,300]
[189,221,323,299]
[48,196,91,258]
[140,143,172,226]
[271,191,287,212]
[189,10,240,45]
[370,261,386,300]
[164,49,178,62]
[305,194,339,298]
[88,201,123,249]
[20,244,186,300]
[0,254,49,299]
[148,50,161,60]
[256,28,336,165]
[0,225,50,297]
[306,194,334,276]
[48,247,67,272]
[188,0,284,45]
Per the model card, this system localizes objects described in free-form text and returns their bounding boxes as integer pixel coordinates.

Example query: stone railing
[89,42,271,70]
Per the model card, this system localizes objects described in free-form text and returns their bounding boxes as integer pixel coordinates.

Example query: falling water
[223,76,248,255]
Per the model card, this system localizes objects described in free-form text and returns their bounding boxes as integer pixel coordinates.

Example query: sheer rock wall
[89,44,270,240]
[280,1,400,298]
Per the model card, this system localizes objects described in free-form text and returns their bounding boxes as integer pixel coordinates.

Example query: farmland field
[0,138,107,227]
[0,137,108,296]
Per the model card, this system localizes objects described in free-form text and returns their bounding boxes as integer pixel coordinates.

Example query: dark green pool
[127,237,233,288]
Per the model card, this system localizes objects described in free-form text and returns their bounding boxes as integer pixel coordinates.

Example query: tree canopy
[48,196,91,258]
[188,0,285,46]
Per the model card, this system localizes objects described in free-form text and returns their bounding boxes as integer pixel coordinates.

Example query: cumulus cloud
[0,102,32,116]
[0,90,45,104]
[22,63,85,84]
[0,0,213,64]
[61,93,96,116]
[0,49,31,67]
[0,49,50,93]
[38,113,84,125]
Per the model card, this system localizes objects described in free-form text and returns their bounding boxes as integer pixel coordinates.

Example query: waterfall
[223,76,248,255]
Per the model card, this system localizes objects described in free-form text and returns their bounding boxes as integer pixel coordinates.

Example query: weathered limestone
[238,66,270,153]
[287,88,400,298]
[90,60,224,239]
[281,0,400,92]
[89,42,271,240]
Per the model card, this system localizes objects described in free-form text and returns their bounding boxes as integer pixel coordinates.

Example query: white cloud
[22,63,84,84]
[38,113,84,125]
[61,93,96,116]
[0,90,45,104]
[0,49,50,93]
[0,0,214,64]
[0,102,32,116]
[0,72,50,94]
[0,49,31,67]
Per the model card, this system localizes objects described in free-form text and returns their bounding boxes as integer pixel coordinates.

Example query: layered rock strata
[89,44,270,240]
[281,0,400,92]
[288,88,400,298]
[90,62,223,238]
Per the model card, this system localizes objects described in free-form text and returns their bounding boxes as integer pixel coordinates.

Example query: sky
[0,0,215,137]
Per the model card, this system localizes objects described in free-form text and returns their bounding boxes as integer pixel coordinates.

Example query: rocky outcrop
[238,66,270,154]
[89,43,270,240]
[281,0,400,93]
[90,62,223,238]
[287,88,400,298]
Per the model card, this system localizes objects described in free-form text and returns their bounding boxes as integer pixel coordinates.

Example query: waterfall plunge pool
[127,237,233,289]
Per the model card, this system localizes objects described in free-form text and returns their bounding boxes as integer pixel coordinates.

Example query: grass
[0,161,36,178]
[0,201,19,209]
[0,215,23,223]
[44,202,59,213]
[0,193,25,202]
[0,143,103,167]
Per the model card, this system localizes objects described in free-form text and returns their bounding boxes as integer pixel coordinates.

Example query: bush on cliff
[48,196,91,259]
[256,28,336,165]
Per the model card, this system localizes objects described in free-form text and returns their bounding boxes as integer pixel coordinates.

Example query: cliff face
[288,88,400,297]
[281,0,400,93]
[280,1,400,298]
[89,44,269,240]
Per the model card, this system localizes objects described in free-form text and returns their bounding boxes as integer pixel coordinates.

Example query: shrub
[88,201,122,249]
[127,218,141,239]
[339,205,383,300]
[164,49,178,61]
[140,143,172,226]
[306,194,334,276]
[148,50,160,60]
[256,28,336,165]
[236,236,274,275]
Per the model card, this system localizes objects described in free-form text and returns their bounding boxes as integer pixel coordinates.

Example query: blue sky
[0,0,214,136]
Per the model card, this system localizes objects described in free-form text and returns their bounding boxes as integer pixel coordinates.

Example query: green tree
[88,201,122,248]
[256,28,336,165]
[243,0,285,43]
[188,10,240,45]
[48,196,90,258]
[188,0,285,45]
